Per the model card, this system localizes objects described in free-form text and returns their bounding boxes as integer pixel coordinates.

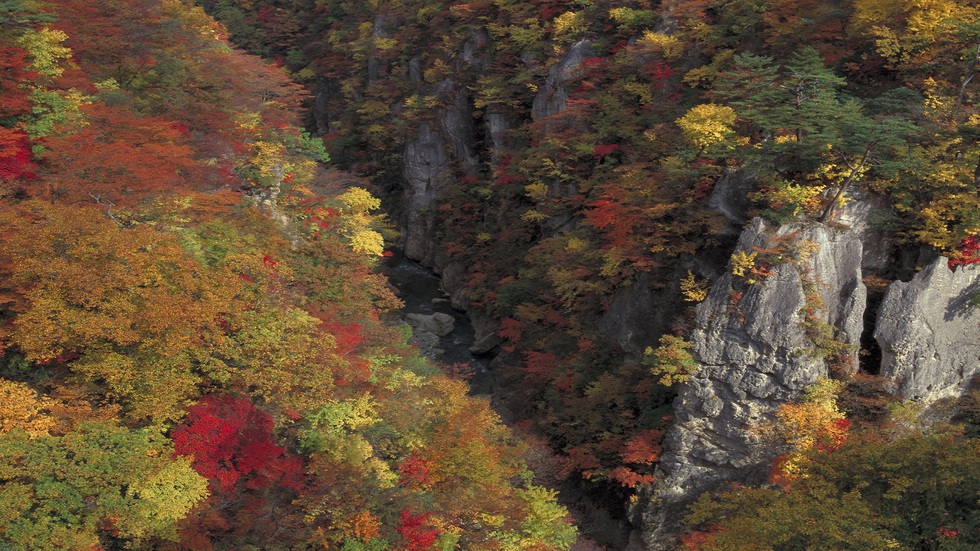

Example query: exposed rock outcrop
[598,272,673,358]
[834,190,893,271]
[708,170,756,235]
[638,219,866,550]
[531,39,593,121]
[875,258,980,402]
[406,312,456,337]
[402,122,451,264]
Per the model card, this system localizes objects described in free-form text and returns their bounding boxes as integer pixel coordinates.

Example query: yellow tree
[0,201,244,422]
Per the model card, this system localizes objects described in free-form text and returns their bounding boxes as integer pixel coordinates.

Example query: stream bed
[382,250,494,393]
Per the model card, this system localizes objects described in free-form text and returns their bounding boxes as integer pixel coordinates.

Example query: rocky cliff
[876,258,980,402]
[637,218,866,549]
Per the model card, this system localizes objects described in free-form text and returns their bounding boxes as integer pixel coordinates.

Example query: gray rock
[485,111,514,164]
[468,308,501,355]
[834,190,893,271]
[708,170,756,233]
[439,261,470,311]
[402,123,451,264]
[441,87,479,171]
[639,218,866,550]
[875,258,980,402]
[406,312,456,337]
[598,272,672,357]
[531,40,592,121]
[408,327,444,359]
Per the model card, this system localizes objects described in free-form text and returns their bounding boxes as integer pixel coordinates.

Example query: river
[382,250,494,394]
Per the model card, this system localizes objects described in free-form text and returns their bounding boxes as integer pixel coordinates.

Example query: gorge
[1,0,979,549]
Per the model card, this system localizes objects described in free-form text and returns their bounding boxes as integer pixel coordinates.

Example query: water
[382,250,492,392]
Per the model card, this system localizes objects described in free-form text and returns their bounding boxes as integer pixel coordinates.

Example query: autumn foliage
[0,1,575,549]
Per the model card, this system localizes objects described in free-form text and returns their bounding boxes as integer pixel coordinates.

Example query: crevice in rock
[858,280,885,375]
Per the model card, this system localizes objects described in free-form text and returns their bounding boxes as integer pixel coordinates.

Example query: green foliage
[0,422,208,548]
[643,335,699,387]
[685,431,980,550]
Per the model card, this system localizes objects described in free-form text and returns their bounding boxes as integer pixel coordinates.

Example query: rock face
[406,312,456,337]
[532,39,593,120]
[875,258,980,402]
[708,170,756,235]
[834,190,893,271]
[638,219,866,550]
[402,122,452,264]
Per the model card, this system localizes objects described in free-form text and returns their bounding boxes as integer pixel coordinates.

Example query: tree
[684,430,980,550]
[676,103,737,155]
[712,47,915,221]
[0,421,208,549]
[1,201,243,422]
[172,394,305,548]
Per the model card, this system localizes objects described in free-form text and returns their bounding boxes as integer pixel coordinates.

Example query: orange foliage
[38,103,199,204]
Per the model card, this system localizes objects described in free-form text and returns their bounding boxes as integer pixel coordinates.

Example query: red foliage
[815,417,850,452]
[0,47,37,119]
[680,524,721,551]
[592,143,620,159]
[644,61,674,90]
[522,350,557,384]
[171,395,304,493]
[608,466,656,488]
[0,128,36,181]
[768,453,794,491]
[558,446,601,480]
[398,453,432,489]
[398,509,441,551]
[947,236,980,270]
[620,429,663,466]
[498,317,526,343]
[939,527,960,539]
[321,320,364,354]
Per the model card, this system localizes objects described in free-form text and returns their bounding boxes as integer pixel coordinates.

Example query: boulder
[406,312,456,337]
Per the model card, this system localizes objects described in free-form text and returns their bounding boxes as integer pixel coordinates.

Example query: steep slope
[0,1,576,549]
[190,0,980,548]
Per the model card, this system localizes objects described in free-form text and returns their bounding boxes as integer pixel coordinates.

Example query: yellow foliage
[637,30,685,59]
[335,187,385,256]
[853,0,976,64]
[249,140,287,187]
[337,187,381,214]
[521,209,549,223]
[552,11,585,39]
[676,103,738,152]
[17,27,73,78]
[564,236,589,254]
[730,250,758,277]
[0,379,56,437]
[761,378,848,478]
[373,36,398,52]
[125,457,210,541]
[764,180,826,218]
[524,182,549,202]
[644,334,699,387]
[680,271,710,302]
[348,228,385,256]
